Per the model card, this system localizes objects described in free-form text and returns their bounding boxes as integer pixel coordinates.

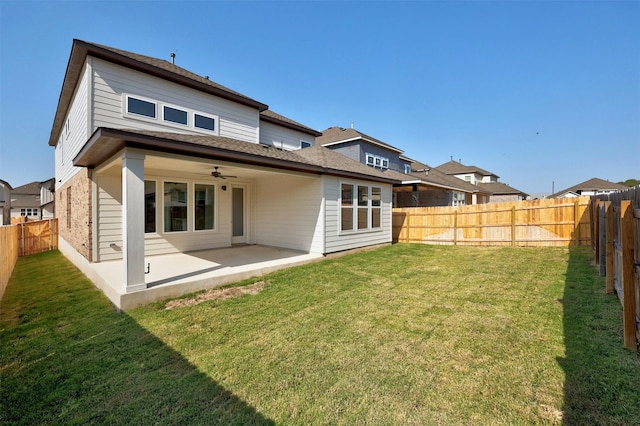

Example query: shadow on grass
[558,247,640,425]
[0,251,274,425]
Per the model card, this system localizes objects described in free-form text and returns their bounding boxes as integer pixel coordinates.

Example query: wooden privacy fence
[591,187,639,351]
[393,197,591,247]
[0,219,58,301]
[0,224,20,301]
[16,219,59,257]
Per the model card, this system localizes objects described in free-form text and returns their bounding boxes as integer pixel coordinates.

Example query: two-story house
[317,127,479,207]
[49,40,401,308]
[434,159,528,203]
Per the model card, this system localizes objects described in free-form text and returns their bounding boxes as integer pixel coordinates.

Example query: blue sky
[1,1,638,194]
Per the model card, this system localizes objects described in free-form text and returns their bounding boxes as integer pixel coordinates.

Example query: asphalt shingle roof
[317,127,403,153]
[550,177,630,198]
[435,160,498,178]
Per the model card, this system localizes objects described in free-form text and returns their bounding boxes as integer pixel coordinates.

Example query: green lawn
[1,245,639,425]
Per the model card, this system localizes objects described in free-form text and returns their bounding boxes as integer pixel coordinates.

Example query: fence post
[620,200,636,350]
[405,210,411,243]
[574,199,580,245]
[605,201,615,294]
[453,210,458,246]
[599,202,607,275]
[511,206,516,247]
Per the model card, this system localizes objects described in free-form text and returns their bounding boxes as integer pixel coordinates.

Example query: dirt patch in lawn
[165,281,265,310]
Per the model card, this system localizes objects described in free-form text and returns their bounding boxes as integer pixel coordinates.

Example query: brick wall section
[56,169,93,261]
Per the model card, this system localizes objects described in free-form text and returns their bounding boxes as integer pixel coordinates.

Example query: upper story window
[127,96,156,118]
[365,153,389,170]
[404,164,412,174]
[300,141,312,149]
[124,94,218,135]
[194,114,215,131]
[163,105,188,125]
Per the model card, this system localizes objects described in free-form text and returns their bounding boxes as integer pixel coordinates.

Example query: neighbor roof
[550,177,629,198]
[10,181,41,208]
[476,182,529,197]
[435,160,498,179]
[406,160,480,193]
[317,127,404,153]
[49,39,269,146]
[74,128,402,184]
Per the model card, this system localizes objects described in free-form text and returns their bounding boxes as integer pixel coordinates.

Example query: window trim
[339,181,384,234]
[365,152,389,170]
[162,104,189,126]
[162,180,189,233]
[194,113,217,132]
[193,181,217,232]
[123,94,220,135]
[125,95,158,120]
[144,179,158,234]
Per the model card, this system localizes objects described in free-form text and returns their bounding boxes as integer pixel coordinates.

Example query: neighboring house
[396,158,480,207]
[49,39,401,303]
[549,177,630,198]
[317,127,480,207]
[0,179,12,225]
[434,159,527,204]
[40,178,55,219]
[435,159,499,184]
[476,182,528,203]
[9,181,41,221]
[317,126,412,173]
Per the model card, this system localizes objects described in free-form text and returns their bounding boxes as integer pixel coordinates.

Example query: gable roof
[435,160,498,178]
[49,39,269,146]
[406,160,480,193]
[259,110,321,137]
[74,128,402,184]
[317,127,404,154]
[476,182,528,197]
[550,177,630,198]
[11,181,41,195]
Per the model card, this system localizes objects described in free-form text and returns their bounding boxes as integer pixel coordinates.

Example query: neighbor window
[164,182,188,232]
[300,141,311,149]
[127,96,156,118]
[194,113,215,131]
[163,105,188,125]
[144,180,156,233]
[365,153,389,170]
[404,164,412,174]
[194,183,215,231]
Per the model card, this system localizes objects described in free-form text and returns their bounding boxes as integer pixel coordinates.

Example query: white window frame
[194,112,217,133]
[339,182,383,234]
[162,104,189,127]
[193,181,217,232]
[144,179,158,235]
[162,180,189,233]
[365,152,389,170]
[125,95,158,120]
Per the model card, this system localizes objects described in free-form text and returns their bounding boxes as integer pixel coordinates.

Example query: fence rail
[0,219,58,301]
[393,197,591,247]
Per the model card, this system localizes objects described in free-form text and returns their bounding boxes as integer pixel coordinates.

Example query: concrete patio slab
[88,245,324,310]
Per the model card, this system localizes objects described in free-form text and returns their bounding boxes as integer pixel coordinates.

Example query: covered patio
[88,245,323,310]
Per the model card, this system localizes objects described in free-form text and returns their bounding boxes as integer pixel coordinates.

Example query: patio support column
[122,150,146,292]
[472,193,478,205]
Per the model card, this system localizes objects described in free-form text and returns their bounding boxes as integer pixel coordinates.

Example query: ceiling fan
[211,166,237,179]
